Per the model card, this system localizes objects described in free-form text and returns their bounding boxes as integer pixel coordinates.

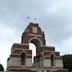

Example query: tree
[0,64,4,71]
[62,54,72,72]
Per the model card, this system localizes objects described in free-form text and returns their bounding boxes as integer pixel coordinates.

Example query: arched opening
[51,54,54,67]
[29,38,41,63]
[29,43,36,63]
[0,64,4,71]
[29,38,42,49]
[21,52,26,65]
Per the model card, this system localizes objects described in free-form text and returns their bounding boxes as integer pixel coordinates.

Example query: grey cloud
[0,0,47,29]
[0,0,72,44]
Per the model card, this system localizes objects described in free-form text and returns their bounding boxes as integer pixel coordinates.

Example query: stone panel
[7,58,21,67]
[54,60,63,67]
[43,59,51,67]
[26,58,32,67]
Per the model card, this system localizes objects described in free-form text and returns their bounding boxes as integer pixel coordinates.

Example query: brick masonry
[6,22,68,72]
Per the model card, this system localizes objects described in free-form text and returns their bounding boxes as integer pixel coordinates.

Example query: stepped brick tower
[7,22,68,72]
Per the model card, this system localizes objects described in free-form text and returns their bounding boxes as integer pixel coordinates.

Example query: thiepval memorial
[6,22,68,72]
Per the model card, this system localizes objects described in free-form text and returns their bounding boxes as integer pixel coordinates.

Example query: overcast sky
[0,0,72,70]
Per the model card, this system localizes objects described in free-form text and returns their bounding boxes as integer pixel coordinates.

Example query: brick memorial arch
[7,22,68,72]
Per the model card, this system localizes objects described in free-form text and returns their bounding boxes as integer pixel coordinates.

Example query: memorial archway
[29,37,42,63]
